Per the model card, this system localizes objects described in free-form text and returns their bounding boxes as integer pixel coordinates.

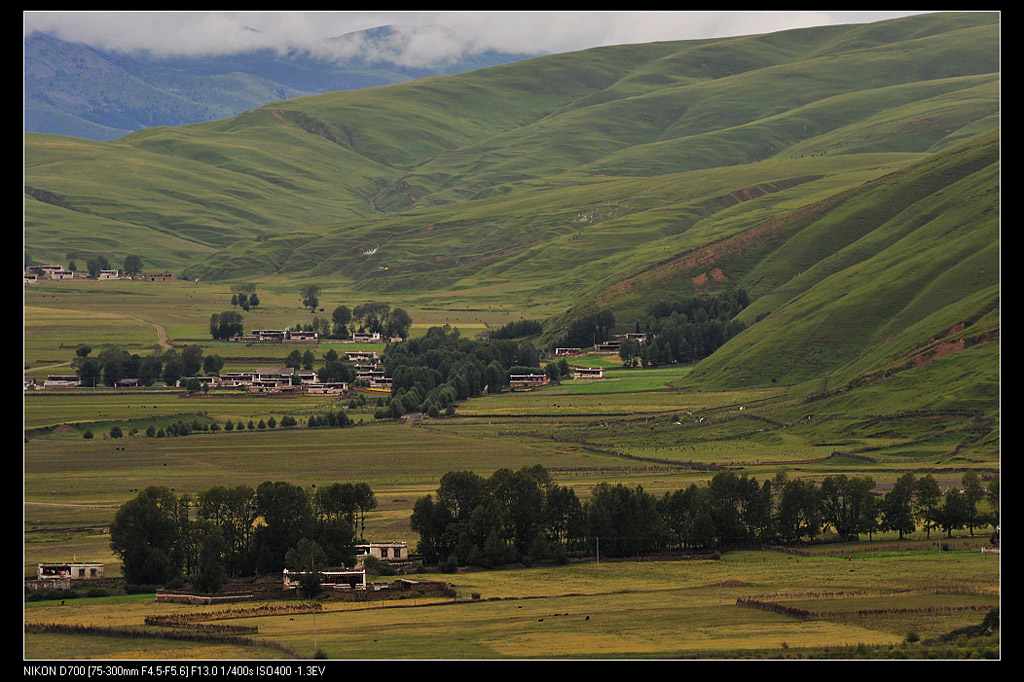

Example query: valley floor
[24,541,999,661]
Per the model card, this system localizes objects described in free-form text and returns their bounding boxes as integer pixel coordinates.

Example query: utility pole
[311,548,317,654]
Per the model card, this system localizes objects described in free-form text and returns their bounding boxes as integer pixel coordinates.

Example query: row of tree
[209,310,245,340]
[61,253,145,278]
[75,345,224,387]
[553,309,616,350]
[109,481,377,591]
[260,300,414,342]
[107,408,349,440]
[411,467,999,568]
[488,319,543,340]
[229,283,261,311]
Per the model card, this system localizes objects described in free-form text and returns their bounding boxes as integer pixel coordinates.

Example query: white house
[306,382,348,395]
[38,562,105,581]
[43,375,81,388]
[510,374,547,389]
[352,332,382,344]
[355,542,409,563]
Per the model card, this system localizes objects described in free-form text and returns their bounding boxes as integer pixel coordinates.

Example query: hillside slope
[678,130,998,397]
[25,12,998,280]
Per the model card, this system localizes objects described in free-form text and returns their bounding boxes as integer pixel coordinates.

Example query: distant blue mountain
[24,27,539,140]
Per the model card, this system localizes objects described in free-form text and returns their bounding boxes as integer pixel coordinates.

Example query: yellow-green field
[25,547,998,660]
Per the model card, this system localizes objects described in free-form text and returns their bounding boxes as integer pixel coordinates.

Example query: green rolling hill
[24,12,999,423]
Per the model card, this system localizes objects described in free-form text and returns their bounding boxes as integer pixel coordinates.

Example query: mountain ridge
[24,28,540,140]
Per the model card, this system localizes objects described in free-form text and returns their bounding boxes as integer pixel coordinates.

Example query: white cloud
[23,11,935,63]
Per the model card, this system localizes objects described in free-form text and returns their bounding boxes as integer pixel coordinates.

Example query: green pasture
[544,365,693,392]
[24,391,348,432]
[24,279,518,373]
[456,383,773,417]
[25,370,997,581]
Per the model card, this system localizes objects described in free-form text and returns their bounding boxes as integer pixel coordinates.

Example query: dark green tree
[123,254,143,278]
[585,482,667,557]
[331,305,351,339]
[488,468,545,555]
[285,349,303,371]
[410,495,449,565]
[961,471,986,536]
[161,351,186,386]
[820,475,877,540]
[776,478,821,543]
[209,311,244,340]
[138,355,163,386]
[77,359,101,387]
[202,355,224,376]
[285,538,329,598]
[353,482,377,541]
[915,474,943,539]
[938,488,969,537]
[544,484,585,551]
[109,487,182,585]
[252,481,316,574]
[86,255,110,279]
[386,307,413,339]
[300,284,321,312]
[882,473,917,539]
[659,487,696,549]
[437,471,487,523]
[181,345,204,377]
[191,527,227,594]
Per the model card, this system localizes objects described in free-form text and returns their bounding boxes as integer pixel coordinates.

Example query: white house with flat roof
[37,562,104,581]
[355,542,409,563]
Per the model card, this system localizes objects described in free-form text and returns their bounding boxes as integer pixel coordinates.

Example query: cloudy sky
[24,11,937,66]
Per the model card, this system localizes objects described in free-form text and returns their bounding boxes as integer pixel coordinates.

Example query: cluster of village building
[229,330,396,345]
[28,349,394,394]
[27,330,644,394]
[24,265,174,283]
[506,332,649,388]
